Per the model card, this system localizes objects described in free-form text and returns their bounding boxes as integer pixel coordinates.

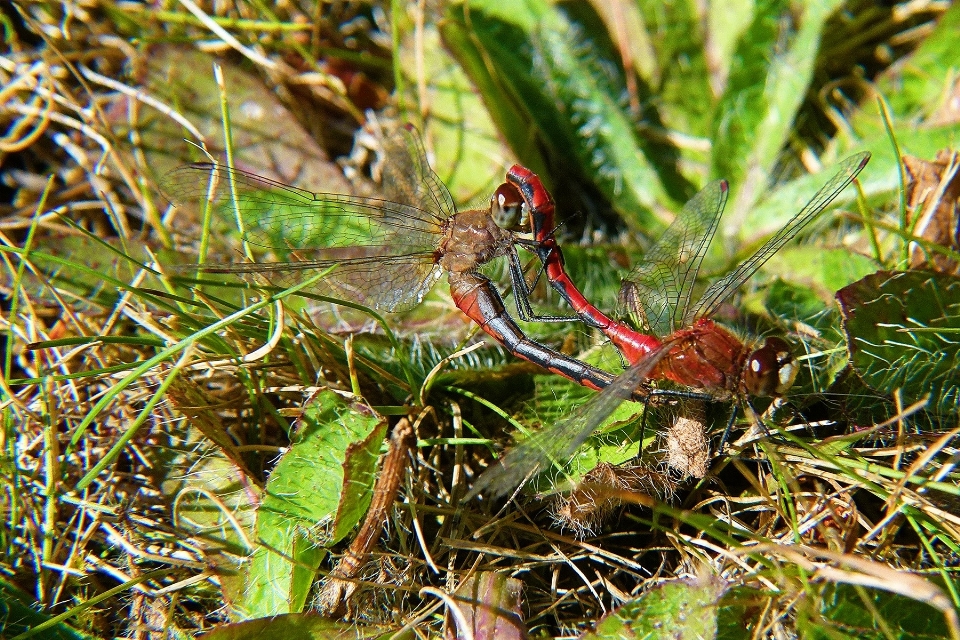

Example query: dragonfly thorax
[742,337,797,397]
[437,208,514,273]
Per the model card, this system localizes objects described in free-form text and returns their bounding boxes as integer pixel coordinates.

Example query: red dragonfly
[165,125,643,398]
[508,152,870,398]
[467,152,869,498]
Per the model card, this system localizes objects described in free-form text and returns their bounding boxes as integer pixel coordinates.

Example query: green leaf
[717,583,958,639]
[755,278,832,329]
[810,583,954,639]
[241,390,387,617]
[583,577,725,640]
[166,435,260,610]
[740,153,867,246]
[0,576,99,640]
[639,0,715,140]
[439,2,552,181]
[763,246,879,300]
[141,46,352,217]
[836,270,960,417]
[393,14,506,205]
[558,415,647,486]
[712,0,845,226]
[442,0,676,232]
[845,121,960,200]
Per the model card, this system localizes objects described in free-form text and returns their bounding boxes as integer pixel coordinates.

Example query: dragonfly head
[743,337,798,397]
[490,183,525,230]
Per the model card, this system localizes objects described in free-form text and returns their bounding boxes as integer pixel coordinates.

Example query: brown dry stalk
[318,417,415,616]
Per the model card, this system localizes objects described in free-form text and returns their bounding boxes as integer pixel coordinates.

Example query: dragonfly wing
[163,155,449,313]
[192,252,442,313]
[380,125,458,223]
[619,180,728,336]
[466,342,673,500]
[686,151,870,323]
[163,163,445,252]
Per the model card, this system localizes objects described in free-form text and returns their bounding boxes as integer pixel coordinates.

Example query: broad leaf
[442,0,678,232]
[241,390,387,617]
[584,577,725,640]
[712,0,847,229]
[836,270,960,417]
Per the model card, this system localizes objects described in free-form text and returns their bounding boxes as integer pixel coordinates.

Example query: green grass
[2,1,959,638]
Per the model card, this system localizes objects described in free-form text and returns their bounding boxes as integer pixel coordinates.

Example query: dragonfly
[467,152,869,498]
[164,125,646,400]
[508,152,870,398]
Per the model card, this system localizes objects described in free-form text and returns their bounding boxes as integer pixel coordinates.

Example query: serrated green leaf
[0,577,99,640]
[639,0,715,140]
[443,0,676,232]
[584,577,725,640]
[241,390,387,617]
[712,0,845,227]
[837,270,960,417]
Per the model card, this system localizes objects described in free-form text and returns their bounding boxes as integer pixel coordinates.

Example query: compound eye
[491,183,525,229]
[743,337,797,397]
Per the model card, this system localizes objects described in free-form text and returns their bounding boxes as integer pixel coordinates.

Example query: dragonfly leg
[507,249,581,323]
[715,404,740,456]
[450,271,652,402]
[638,393,654,448]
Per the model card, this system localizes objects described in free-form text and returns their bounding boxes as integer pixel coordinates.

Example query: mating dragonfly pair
[167,125,869,499]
